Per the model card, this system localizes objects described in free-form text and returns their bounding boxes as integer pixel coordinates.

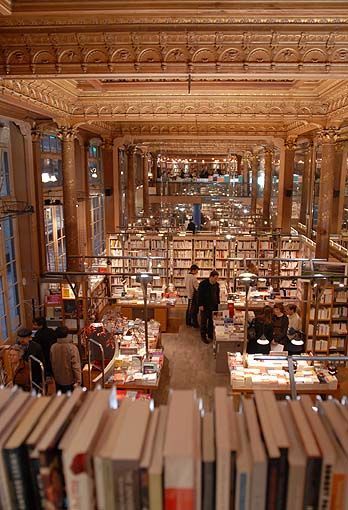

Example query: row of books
[0,386,348,510]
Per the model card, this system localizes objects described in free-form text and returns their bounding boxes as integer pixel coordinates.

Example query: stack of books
[0,386,347,509]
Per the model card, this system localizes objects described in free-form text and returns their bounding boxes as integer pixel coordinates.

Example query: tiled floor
[153,325,230,410]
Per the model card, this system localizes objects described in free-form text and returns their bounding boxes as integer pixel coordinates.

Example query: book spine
[29,456,44,510]
[3,448,29,510]
[303,459,322,510]
[330,474,346,510]
[266,459,279,510]
[164,488,195,510]
[114,466,140,510]
[275,450,289,510]
[236,473,248,510]
[202,461,215,510]
[139,467,149,510]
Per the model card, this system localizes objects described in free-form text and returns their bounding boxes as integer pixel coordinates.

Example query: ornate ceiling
[1,1,348,154]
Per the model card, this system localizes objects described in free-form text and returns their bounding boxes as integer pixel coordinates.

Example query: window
[90,194,105,255]
[44,205,66,271]
[40,135,62,187]
[0,148,10,197]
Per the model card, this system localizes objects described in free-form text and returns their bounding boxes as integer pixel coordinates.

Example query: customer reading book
[272,303,289,346]
[184,263,199,328]
[198,270,220,343]
[247,306,273,354]
[9,345,31,391]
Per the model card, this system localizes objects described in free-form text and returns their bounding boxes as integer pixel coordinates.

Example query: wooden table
[118,301,168,332]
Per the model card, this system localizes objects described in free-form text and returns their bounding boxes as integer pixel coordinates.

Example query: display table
[118,301,168,332]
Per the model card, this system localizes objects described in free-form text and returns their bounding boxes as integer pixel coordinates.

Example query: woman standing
[272,302,289,346]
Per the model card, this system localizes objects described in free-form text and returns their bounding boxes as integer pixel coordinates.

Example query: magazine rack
[28,354,45,395]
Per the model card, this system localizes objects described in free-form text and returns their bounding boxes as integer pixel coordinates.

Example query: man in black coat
[197,270,220,343]
[17,327,45,391]
[33,317,57,377]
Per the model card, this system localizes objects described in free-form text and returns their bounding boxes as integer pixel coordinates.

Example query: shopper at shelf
[50,326,81,393]
[285,303,302,332]
[9,345,30,391]
[186,218,196,234]
[17,327,45,389]
[184,264,200,328]
[33,316,57,378]
[245,259,259,276]
[272,303,289,346]
[247,305,273,355]
[198,270,220,343]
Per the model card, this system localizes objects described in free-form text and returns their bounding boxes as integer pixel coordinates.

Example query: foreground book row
[0,386,347,510]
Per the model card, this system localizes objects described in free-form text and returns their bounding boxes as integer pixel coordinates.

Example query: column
[126,146,136,225]
[306,142,317,237]
[279,138,296,233]
[263,148,273,227]
[242,153,249,196]
[251,153,258,216]
[299,142,312,225]
[142,153,150,217]
[315,128,338,260]
[113,140,123,229]
[102,138,116,233]
[31,127,47,273]
[59,126,80,271]
[330,141,345,234]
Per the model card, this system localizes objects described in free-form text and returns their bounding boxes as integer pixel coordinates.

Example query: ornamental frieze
[1,30,348,77]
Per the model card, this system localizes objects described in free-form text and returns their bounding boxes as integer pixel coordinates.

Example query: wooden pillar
[315,128,338,260]
[263,149,273,228]
[299,142,312,225]
[126,146,136,225]
[251,153,258,216]
[59,126,80,271]
[306,142,317,237]
[82,141,92,255]
[279,138,296,233]
[102,139,116,233]
[31,127,47,273]
[330,142,345,234]
[143,153,150,217]
[113,140,123,230]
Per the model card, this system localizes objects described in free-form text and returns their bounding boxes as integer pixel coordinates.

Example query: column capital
[101,138,114,152]
[334,140,346,153]
[317,127,340,144]
[285,137,297,151]
[264,147,274,157]
[57,125,79,142]
[31,126,42,143]
[125,144,136,156]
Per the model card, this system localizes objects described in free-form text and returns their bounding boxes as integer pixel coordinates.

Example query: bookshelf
[171,235,193,295]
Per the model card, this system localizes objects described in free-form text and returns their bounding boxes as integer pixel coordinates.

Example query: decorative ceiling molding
[1,29,348,78]
[0,0,11,15]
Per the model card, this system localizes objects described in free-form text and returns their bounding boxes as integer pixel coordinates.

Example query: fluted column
[299,142,312,225]
[263,148,273,227]
[315,128,338,259]
[31,127,47,273]
[143,153,150,217]
[279,138,296,233]
[59,126,80,271]
[330,141,345,234]
[126,146,136,225]
[251,153,259,216]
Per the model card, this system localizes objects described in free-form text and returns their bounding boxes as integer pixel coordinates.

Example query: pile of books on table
[228,353,338,391]
[0,386,347,510]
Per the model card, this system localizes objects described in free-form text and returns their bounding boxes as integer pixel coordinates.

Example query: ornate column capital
[317,127,340,144]
[31,126,42,143]
[101,138,114,152]
[57,125,78,142]
[264,147,274,157]
[285,137,297,151]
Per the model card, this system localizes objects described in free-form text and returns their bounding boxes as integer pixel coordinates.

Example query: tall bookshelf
[171,236,193,294]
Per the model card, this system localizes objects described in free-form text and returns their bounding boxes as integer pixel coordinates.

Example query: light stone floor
[153,324,230,410]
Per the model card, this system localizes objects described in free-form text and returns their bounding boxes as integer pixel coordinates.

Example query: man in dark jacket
[197,270,220,343]
[17,327,45,391]
[33,316,57,377]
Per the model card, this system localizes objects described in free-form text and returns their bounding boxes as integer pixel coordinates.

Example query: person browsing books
[184,264,199,328]
[286,303,302,332]
[16,327,45,389]
[272,303,289,346]
[9,345,31,391]
[247,306,273,355]
[198,270,220,343]
[50,326,81,393]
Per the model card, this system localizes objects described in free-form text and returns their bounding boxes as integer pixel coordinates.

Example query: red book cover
[165,488,194,510]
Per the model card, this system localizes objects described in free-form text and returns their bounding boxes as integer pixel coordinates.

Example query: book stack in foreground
[0,386,347,510]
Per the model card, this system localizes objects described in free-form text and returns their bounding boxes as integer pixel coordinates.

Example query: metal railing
[29,355,46,395]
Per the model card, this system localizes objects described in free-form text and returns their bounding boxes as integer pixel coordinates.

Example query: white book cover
[235,413,251,510]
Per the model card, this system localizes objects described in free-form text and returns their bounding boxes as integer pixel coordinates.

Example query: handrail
[87,338,105,389]
[29,355,45,395]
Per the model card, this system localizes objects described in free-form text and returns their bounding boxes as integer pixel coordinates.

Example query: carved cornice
[1,29,348,78]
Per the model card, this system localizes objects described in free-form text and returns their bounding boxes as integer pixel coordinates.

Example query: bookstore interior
[1,1,348,509]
